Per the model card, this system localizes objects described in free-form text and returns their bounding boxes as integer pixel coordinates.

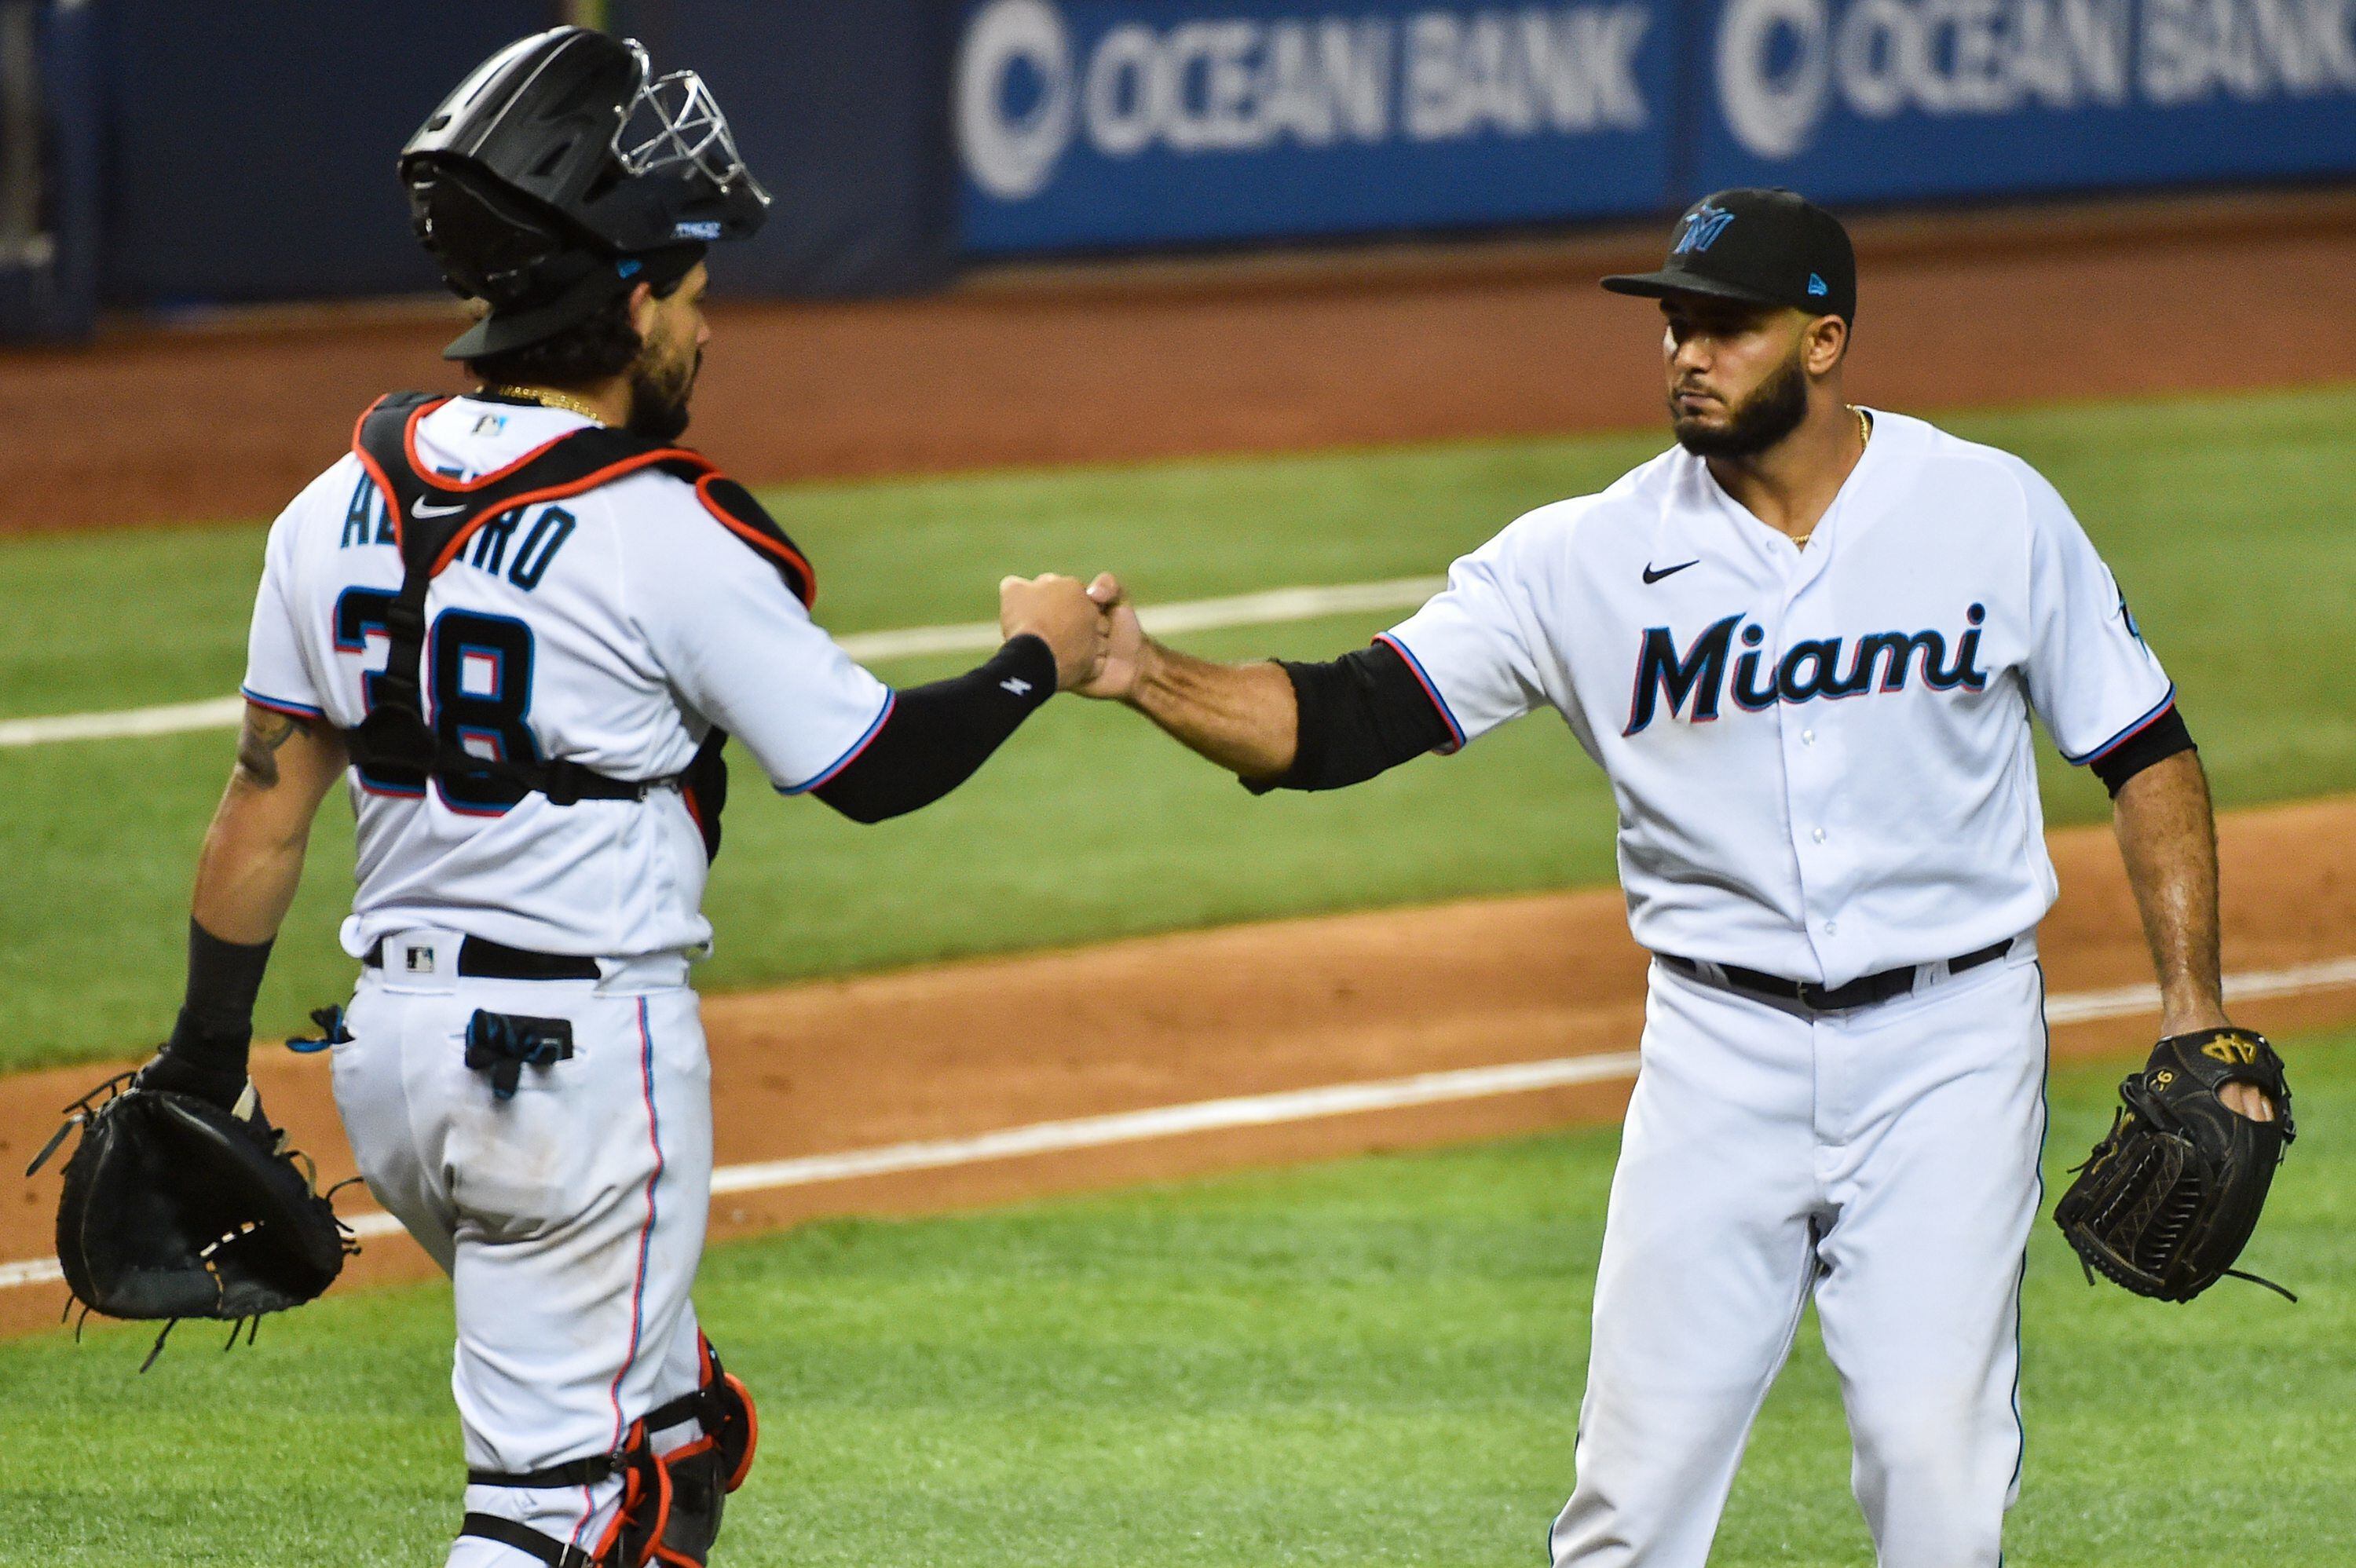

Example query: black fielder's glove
[2054,1027,2296,1303]
[27,1058,354,1364]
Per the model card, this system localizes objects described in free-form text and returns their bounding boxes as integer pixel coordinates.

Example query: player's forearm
[190,711,343,942]
[1124,638,1300,780]
[2111,749,2229,1036]
[159,707,346,1088]
[188,786,317,944]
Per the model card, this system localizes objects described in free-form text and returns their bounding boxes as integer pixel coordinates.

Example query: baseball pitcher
[1071,190,2292,1564]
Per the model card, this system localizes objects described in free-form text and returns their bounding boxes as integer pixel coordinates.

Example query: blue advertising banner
[1694,0,2356,199]
[955,0,1683,254]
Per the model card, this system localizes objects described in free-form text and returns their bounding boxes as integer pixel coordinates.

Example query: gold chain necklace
[491,384,605,425]
[1792,408,1872,552]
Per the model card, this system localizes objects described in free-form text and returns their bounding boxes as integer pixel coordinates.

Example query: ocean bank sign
[955,0,1675,252]
[1702,0,2356,196]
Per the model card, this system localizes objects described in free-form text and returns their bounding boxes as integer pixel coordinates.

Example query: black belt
[1659,938,2014,1012]
[363,934,600,981]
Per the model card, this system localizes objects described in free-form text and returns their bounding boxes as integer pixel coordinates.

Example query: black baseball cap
[1602,189,1856,323]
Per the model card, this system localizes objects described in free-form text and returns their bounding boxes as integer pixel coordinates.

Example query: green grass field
[4,387,2354,1070]
[5,1031,2348,1566]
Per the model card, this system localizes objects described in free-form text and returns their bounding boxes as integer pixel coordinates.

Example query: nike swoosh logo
[1642,560,1699,584]
[411,498,466,519]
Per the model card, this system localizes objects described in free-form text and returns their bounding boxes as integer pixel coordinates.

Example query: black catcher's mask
[401,27,770,360]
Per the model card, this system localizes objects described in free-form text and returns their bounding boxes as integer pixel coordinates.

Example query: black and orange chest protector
[347,392,816,861]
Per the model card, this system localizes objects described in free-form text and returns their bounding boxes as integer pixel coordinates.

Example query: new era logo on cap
[1808,273,1828,296]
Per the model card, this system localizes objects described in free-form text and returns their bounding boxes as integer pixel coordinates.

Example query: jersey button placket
[1778,572,1846,978]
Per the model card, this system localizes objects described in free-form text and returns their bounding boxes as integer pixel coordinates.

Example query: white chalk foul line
[2047,956,2356,1025]
[0,1257,64,1291]
[10,953,2356,1296]
[0,1051,1629,1294]
[0,577,1446,749]
[705,1051,1639,1197]
[0,695,247,747]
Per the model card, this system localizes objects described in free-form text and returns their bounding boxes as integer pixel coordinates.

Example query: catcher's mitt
[27,1071,355,1364]
[2053,1027,2296,1303]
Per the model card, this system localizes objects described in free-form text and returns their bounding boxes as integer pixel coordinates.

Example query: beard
[626,345,702,443]
[1670,348,1810,459]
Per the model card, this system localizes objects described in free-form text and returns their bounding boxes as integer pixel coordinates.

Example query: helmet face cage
[613,41,755,194]
[403,27,770,357]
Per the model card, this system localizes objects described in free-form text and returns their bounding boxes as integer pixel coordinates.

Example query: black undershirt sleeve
[1242,641,1456,795]
[158,918,275,1081]
[2089,704,2196,797]
[813,635,1057,824]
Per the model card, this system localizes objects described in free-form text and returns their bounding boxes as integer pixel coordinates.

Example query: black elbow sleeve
[812,637,1055,823]
[2090,704,2196,797]
[1245,640,1455,794]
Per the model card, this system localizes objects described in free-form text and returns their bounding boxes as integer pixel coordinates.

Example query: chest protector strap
[349,393,817,855]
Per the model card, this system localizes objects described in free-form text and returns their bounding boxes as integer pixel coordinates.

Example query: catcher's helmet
[401,27,770,360]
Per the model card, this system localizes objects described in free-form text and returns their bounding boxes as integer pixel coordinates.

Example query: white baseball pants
[331,932,715,1566]
[1550,946,2047,1567]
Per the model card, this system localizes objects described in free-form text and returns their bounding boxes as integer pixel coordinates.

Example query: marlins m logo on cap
[1673,203,1737,256]
[1601,188,1858,324]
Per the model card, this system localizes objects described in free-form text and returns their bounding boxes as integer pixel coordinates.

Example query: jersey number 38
[335,587,540,816]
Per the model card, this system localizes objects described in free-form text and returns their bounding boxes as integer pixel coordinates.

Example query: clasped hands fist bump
[997,572,1145,699]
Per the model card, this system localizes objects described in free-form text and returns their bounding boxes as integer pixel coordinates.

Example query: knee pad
[459,1337,756,1568]
[644,1334,760,1567]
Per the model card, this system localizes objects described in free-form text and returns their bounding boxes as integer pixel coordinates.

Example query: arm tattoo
[235,708,309,788]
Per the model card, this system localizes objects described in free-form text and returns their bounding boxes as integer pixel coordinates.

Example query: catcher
[38,27,1107,1568]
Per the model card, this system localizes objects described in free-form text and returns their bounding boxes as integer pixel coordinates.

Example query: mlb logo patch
[471,413,508,437]
[404,945,435,974]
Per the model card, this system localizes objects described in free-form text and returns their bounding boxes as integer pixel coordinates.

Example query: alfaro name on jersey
[352,393,814,602]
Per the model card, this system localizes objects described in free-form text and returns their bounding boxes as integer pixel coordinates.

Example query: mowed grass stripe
[4,388,2354,1071]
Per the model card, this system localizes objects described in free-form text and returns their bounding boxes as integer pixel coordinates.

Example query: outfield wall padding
[75,0,955,314]
[0,0,98,339]
[9,0,2356,338]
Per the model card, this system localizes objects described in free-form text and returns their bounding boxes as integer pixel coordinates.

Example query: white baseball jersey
[240,396,892,963]
[1384,410,2173,985]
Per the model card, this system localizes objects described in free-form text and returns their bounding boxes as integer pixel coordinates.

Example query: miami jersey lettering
[1622,602,1992,734]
